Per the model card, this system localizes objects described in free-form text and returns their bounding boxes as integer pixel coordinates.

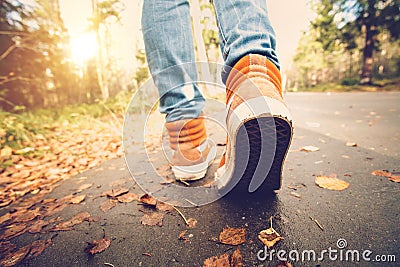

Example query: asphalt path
[13,92,400,266]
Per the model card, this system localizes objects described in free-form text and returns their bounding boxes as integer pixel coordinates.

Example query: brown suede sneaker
[165,115,216,181]
[215,54,293,192]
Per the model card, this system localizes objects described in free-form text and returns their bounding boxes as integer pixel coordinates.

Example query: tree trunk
[360,23,374,85]
[91,0,109,100]
[360,0,377,85]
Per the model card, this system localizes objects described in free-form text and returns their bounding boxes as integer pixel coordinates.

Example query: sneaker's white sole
[171,144,216,181]
[216,96,293,192]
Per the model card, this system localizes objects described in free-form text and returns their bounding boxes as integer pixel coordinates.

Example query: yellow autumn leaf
[315,175,349,191]
[258,217,283,248]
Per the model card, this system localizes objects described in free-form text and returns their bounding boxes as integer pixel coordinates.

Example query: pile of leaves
[0,101,125,208]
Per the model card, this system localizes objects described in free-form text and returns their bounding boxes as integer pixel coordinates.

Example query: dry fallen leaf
[1,224,27,240]
[290,192,302,199]
[300,146,320,152]
[0,199,13,208]
[117,193,138,203]
[101,188,129,198]
[203,253,230,267]
[52,212,91,231]
[178,230,188,241]
[388,176,400,183]
[28,220,49,234]
[371,169,400,183]
[26,239,53,259]
[139,194,157,206]
[219,227,246,246]
[140,212,164,227]
[85,238,111,255]
[187,218,198,229]
[1,146,13,157]
[202,248,243,267]
[231,248,244,267]
[76,183,93,193]
[371,170,392,177]
[156,202,174,212]
[99,199,117,212]
[315,175,350,191]
[0,213,12,225]
[0,241,16,259]
[69,195,86,204]
[11,208,40,223]
[258,217,283,249]
[0,245,30,267]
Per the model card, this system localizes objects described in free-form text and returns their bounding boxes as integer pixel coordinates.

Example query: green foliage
[0,0,80,110]
[291,0,400,89]
[0,90,132,155]
[341,77,359,86]
[89,0,124,30]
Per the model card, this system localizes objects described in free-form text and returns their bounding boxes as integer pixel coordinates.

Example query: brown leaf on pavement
[0,241,16,258]
[26,239,53,259]
[69,195,86,204]
[187,218,198,229]
[178,230,188,241]
[140,212,164,227]
[203,253,230,267]
[156,202,174,212]
[101,188,129,198]
[76,183,93,193]
[371,170,400,183]
[85,238,111,255]
[0,212,12,225]
[1,224,27,240]
[117,193,138,203]
[315,175,349,191]
[139,194,157,206]
[0,199,13,208]
[52,212,90,231]
[219,227,246,245]
[371,169,392,177]
[300,146,320,152]
[99,199,117,212]
[28,220,49,234]
[231,248,243,267]
[41,202,67,217]
[258,217,283,249]
[388,176,400,183]
[0,245,30,267]
[11,208,40,223]
[202,248,243,267]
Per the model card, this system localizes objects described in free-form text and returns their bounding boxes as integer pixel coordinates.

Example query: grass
[288,77,400,93]
[0,90,133,164]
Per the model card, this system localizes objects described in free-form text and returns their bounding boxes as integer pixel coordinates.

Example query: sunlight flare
[70,32,97,65]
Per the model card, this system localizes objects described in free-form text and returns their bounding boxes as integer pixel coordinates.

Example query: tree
[0,0,79,110]
[311,0,400,84]
[89,0,124,100]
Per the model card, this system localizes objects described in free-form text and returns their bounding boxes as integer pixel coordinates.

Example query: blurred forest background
[0,0,399,169]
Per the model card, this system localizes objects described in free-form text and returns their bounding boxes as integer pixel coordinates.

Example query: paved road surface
[10,92,400,266]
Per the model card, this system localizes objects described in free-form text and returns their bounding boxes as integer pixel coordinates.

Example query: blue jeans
[142,0,279,122]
